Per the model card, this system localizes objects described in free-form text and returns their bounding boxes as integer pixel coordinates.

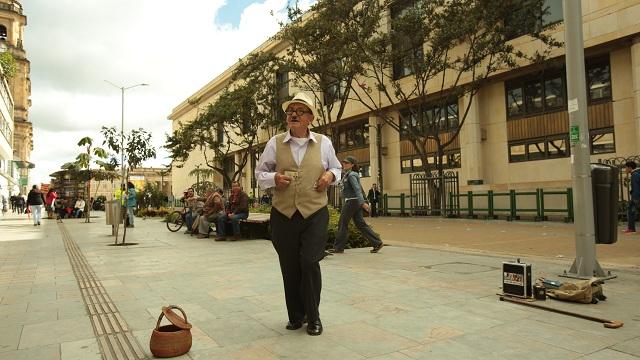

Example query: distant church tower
[0,0,32,194]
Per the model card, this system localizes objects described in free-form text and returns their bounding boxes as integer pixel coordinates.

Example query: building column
[460,93,483,184]
[632,36,640,154]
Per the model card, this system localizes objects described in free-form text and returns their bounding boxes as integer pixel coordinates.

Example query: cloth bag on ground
[545,277,607,304]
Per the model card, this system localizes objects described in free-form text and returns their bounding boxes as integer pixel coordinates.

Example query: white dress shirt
[256,131,342,190]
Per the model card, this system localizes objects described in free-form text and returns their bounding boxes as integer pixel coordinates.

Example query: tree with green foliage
[350,0,561,177]
[165,52,285,189]
[61,137,115,222]
[0,52,16,79]
[292,0,560,214]
[101,127,157,172]
[101,126,156,244]
[279,0,382,134]
[139,181,166,209]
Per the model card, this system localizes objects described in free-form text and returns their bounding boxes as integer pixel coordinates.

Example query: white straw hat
[281,92,318,119]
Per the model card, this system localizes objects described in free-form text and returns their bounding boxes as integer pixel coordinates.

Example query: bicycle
[166,209,185,232]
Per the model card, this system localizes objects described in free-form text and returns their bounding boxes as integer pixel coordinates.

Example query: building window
[0,25,6,40]
[326,80,346,104]
[509,135,569,162]
[508,127,615,162]
[547,138,568,159]
[541,0,563,27]
[275,69,289,123]
[400,151,461,173]
[509,144,526,162]
[506,71,565,119]
[506,0,563,39]
[337,120,369,151]
[506,87,524,117]
[590,128,615,154]
[400,102,458,138]
[505,59,611,119]
[587,62,612,102]
[276,70,288,96]
[358,163,371,178]
[544,76,565,109]
[391,0,423,79]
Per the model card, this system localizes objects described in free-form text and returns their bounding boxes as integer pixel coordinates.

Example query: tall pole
[376,122,384,198]
[120,87,125,196]
[562,0,608,279]
[105,81,148,243]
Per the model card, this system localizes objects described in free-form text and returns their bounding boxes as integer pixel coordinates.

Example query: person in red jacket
[45,189,58,219]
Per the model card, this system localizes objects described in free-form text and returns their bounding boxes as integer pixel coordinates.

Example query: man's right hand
[275,173,293,190]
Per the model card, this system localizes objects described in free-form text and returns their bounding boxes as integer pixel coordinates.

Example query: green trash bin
[591,163,619,244]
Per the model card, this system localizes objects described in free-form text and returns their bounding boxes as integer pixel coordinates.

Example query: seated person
[197,188,224,238]
[182,188,196,234]
[73,198,86,218]
[216,181,249,240]
[55,198,67,219]
[188,193,206,235]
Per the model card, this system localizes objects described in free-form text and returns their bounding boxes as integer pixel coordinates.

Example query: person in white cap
[255,92,341,336]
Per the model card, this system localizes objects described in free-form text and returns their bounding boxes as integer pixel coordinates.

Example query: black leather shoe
[285,316,307,330]
[286,320,303,330]
[370,242,384,253]
[306,319,323,336]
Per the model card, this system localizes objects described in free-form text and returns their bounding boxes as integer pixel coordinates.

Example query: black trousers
[370,201,378,217]
[270,206,328,323]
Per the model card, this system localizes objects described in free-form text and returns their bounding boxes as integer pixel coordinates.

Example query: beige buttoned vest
[272,132,327,219]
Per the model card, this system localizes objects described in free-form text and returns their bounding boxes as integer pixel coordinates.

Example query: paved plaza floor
[1,212,639,359]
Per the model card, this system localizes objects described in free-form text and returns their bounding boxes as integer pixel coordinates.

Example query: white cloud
[23,0,312,186]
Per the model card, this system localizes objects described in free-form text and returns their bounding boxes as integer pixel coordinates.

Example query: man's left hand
[314,171,334,192]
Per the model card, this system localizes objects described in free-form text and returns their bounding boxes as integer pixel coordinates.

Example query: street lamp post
[104,81,148,196]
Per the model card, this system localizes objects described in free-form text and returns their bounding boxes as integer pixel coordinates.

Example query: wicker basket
[149,305,193,358]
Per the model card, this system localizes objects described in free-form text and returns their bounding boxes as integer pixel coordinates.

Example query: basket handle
[155,312,166,330]
[155,305,190,330]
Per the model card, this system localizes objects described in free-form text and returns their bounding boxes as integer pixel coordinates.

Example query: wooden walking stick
[499,296,623,329]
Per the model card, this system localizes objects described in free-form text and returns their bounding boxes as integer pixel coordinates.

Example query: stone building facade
[0,0,32,195]
[168,1,640,208]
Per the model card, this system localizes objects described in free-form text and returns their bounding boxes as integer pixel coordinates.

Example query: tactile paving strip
[58,223,148,360]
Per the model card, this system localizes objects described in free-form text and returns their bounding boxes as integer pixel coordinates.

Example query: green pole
[509,190,517,221]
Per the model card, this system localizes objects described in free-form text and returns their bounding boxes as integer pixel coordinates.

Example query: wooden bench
[208,213,271,240]
[239,213,270,240]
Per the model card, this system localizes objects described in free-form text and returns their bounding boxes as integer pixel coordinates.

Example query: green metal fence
[383,188,574,222]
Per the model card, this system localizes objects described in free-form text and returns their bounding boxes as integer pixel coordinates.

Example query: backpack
[545,278,607,304]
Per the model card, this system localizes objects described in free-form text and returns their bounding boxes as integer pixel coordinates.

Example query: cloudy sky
[22,0,313,185]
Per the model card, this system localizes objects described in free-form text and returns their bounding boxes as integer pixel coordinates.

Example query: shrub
[252,205,375,249]
[157,207,170,217]
[326,206,375,249]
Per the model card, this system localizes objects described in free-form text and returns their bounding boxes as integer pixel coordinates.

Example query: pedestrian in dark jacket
[624,161,640,233]
[26,185,45,226]
[331,156,384,254]
[367,183,381,217]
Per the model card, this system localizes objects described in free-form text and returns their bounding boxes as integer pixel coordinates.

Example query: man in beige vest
[256,92,341,336]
